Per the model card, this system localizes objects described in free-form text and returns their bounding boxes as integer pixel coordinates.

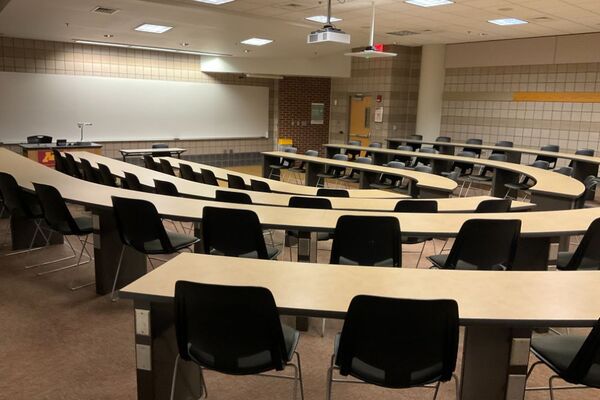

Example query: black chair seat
[339,176,359,183]
[52,216,93,235]
[369,183,394,189]
[556,252,600,270]
[469,175,493,182]
[288,230,331,241]
[428,254,505,271]
[402,235,431,245]
[269,164,289,170]
[338,256,395,267]
[210,245,280,260]
[504,182,531,190]
[144,231,199,253]
[531,335,600,387]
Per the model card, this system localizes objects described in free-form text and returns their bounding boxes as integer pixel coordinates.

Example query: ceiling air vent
[91,6,120,15]
[387,30,419,36]
[530,16,553,22]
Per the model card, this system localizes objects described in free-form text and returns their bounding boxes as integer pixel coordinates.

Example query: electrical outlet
[135,309,150,336]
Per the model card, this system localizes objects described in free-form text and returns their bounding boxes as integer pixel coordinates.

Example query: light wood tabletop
[72,152,534,212]
[162,157,406,199]
[386,138,600,165]
[1,148,598,237]
[325,144,585,199]
[120,252,600,327]
[263,151,458,193]
[119,148,186,154]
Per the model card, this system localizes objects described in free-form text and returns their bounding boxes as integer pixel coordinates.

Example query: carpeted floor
[0,165,596,400]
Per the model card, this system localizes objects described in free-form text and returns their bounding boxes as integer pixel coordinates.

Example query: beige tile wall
[442,63,600,166]
[0,36,276,159]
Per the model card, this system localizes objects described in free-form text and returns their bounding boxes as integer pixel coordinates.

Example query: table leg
[262,154,279,180]
[294,230,317,331]
[9,215,63,250]
[506,151,522,164]
[460,326,532,400]
[133,300,203,400]
[492,169,519,198]
[431,159,452,175]
[511,237,550,271]
[305,162,321,187]
[92,209,147,295]
[571,160,598,183]
[358,171,379,189]
[372,152,390,166]
[325,147,337,159]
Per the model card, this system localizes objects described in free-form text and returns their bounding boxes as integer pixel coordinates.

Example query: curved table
[262,151,458,198]
[325,143,584,211]
[120,253,600,400]
[386,138,600,181]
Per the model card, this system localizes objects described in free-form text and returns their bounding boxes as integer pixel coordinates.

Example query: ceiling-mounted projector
[307,26,350,44]
[307,0,350,44]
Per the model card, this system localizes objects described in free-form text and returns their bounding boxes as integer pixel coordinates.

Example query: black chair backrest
[63,152,82,179]
[564,317,600,383]
[52,149,67,173]
[409,134,423,140]
[215,190,252,205]
[435,136,451,143]
[32,183,82,235]
[154,179,180,197]
[159,159,176,176]
[179,163,202,183]
[288,196,332,209]
[201,169,219,186]
[0,172,38,218]
[317,188,349,198]
[250,179,271,193]
[174,281,288,374]
[368,142,382,148]
[569,149,595,167]
[330,215,401,267]
[535,144,559,166]
[111,196,175,254]
[576,176,599,209]
[97,163,117,187]
[445,219,521,270]
[475,199,512,213]
[124,172,145,192]
[394,200,438,213]
[561,217,600,270]
[202,206,268,259]
[476,153,508,177]
[80,158,100,183]
[227,174,247,190]
[143,155,160,171]
[336,295,459,388]
[151,143,169,157]
[464,138,483,157]
[491,141,513,155]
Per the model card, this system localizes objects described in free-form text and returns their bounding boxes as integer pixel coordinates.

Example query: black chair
[432,136,451,152]
[463,153,508,196]
[428,219,521,270]
[250,179,271,193]
[557,217,600,270]
[201,206,279,259]
[406,147,438,169]
[32,183,94,288]
[370,161,405,190]
[143,155,160,171]
[268,146,297,180]
[532,144,560,169]
[392,145,414,165]
[52,149,67,174]
[475,198,512,213]
[95,163,117,187]
[491,141,514,156]
[406,134,423,151]
[345,140,361,161]
[554,166,573,176]
[154,179,191,234]
[215,189,252,205]
[504,160,550,200]
[227,174,247,190]
[327,295,459,400]
[80,159,100,184]
[179,163,203,183]
[151,143,169,157]
[441,151,477,195]
[330,215,401,267]
[575,176,599,208]
[569,149,595,168]
[201,169,219,186]
[289,150,318,184]
[286,196,333,261]
[317,188,349,198]
[394,200,438,267]
[160,159,176,176]
[0,172,51,260]
[463,138,483,157]
[338,157,372,186]
[123,172,148,192]
[526,317,600,398]
[316,154,348,188]
[365,142,382,158]
[110,196,200,301]
[63,152,83,179]
[172,281,303,400]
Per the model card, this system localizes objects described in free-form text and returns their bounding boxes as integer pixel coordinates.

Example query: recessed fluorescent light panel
[194,0,236,3]
[134,23,173,33]
[241,38,273,46]
[305,15,342,23]
[488,18,528,26]
[404,0,454,7]
[74,40,230,56]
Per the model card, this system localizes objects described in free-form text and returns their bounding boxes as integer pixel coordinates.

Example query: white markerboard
[0,71,269,143]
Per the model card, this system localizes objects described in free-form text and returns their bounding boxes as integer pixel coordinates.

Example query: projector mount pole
[326,0,332,26]
[367,1,375,51]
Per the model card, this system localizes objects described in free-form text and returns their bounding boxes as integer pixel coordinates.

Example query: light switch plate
[135,309,150,336]
[510,338,531,366]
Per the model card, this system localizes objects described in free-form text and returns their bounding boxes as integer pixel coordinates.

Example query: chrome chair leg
[294,351,305,400]
[36,234,92,276]
[169,354,181,400]
[69,235,95,290]
[325,355,335,400]
[111,246,126,302]
[432,381,441,400]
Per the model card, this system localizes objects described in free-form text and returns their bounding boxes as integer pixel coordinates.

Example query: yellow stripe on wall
[513,92,600,103]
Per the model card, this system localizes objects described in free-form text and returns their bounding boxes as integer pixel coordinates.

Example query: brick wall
[278,76,331,155]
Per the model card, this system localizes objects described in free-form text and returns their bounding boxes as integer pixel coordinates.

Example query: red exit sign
[374,43,384,52]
